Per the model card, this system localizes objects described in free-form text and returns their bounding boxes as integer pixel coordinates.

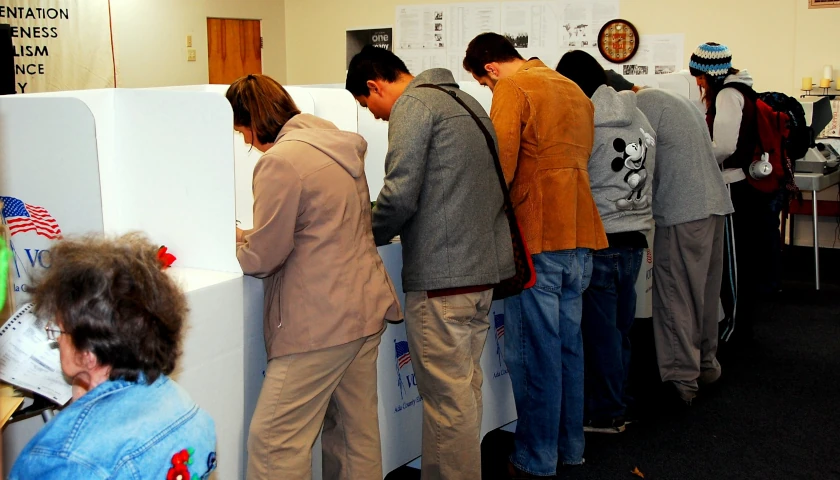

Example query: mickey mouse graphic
[610,127,655,211]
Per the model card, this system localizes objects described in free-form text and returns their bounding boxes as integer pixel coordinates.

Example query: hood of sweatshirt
[592,84,638,129]
[723,70,754,88]
[408,68,460,89]
[274,113,368,178]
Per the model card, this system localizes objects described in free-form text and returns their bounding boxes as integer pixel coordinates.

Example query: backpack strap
[712,81,764,155]
[708,81,757,116]
[720,81,758,102]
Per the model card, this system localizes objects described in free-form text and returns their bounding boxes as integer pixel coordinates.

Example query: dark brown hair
[346,45,411,97]
[31,233,188,383]
[462,32,524,76]
[556,50,608,98]
[226,74,301,145]
[699,68,740,111]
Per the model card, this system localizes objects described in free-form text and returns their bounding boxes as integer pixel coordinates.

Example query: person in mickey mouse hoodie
[557,51,655,434]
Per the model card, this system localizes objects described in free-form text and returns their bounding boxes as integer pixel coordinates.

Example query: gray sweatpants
[652,215,725,400]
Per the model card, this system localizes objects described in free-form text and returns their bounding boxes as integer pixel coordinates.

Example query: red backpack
[721,83,799,195]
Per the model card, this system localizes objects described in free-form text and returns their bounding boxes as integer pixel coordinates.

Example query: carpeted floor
[388,245,840,480]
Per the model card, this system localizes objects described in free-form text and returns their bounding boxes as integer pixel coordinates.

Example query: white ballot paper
[0,303,71,404]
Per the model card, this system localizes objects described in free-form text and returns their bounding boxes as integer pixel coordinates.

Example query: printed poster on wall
[617,34,685,78]
[5,0,115,93]
[500,1,563,70]
[561,0,619,72]
[395,0,622,82]
[346,27,393,70]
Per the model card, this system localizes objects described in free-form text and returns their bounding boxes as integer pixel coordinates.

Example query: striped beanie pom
[689,42,732,79]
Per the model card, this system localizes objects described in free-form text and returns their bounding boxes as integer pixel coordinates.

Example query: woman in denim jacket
[9,234,217,479]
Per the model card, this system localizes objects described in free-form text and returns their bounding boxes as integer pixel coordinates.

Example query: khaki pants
[404,290,493,480]
[653,216,724,400]
[247,330,384,480]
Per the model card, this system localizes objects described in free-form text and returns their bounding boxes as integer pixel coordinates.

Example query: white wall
[281,0,840,96]
[110,0,287,87]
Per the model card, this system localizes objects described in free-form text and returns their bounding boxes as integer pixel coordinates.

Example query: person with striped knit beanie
[689,42,733,82]
[690,41,781,352]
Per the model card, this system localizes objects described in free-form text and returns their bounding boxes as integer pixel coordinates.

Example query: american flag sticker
[1,196,62,240]
[395,340,411,369]
[494,313,504,340]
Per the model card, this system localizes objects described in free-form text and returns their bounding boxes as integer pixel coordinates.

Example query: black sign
[346,28,392,69]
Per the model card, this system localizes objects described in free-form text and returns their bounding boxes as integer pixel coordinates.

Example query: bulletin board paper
[396,5,449,51]
[397,3,500,80]
[396,0,620,80]
[502,1,565,69]
[560,0,619,68]
[616,34,685,78]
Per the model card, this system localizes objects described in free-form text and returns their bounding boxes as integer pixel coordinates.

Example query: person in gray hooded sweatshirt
[588,65,736,406]
[556,50,655,434]
[637,85,734,406]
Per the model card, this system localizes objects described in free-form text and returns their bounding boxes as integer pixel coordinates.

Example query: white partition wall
[1,90,247,480]
[458,81,493,113]
[110,90,239,272]
[307,88,359,133]
[357,106,390,199]
[0,96,105,477]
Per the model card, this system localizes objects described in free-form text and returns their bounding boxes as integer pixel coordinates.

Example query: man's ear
[483,63,499,79]
[366,80,381,95]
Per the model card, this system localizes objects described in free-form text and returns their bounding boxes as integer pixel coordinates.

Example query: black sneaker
[583,417,626,434]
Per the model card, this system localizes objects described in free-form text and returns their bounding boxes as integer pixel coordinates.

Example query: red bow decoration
[157,246,176,269]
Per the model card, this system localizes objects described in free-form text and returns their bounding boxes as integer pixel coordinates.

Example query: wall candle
[824,65,834,81]
[802,77,813,90]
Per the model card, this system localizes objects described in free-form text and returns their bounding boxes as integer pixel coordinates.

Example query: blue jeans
[505,248,592,475]
[581,247,644,422]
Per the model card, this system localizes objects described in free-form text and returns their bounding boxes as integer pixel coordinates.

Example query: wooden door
[207,18,262,84]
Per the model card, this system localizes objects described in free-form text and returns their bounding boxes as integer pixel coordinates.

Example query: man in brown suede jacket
[464,33,607,479]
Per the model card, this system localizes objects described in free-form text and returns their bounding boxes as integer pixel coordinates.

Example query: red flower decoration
[167,463,190,480]
[167,449,193,480]
[157,246,176,269]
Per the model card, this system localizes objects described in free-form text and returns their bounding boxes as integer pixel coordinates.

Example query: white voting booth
[153,82,518,477]
[1,70,700,479]
[0,89,247,479]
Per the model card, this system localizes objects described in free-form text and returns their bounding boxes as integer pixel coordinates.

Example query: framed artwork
[810,0,840,8]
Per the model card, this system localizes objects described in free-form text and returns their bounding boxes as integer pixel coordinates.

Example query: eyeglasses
[44,325,66,341]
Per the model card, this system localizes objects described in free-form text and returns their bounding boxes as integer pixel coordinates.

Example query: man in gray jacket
[346,45,515,480]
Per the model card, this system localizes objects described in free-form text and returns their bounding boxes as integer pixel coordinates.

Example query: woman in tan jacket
[227,75,401,480]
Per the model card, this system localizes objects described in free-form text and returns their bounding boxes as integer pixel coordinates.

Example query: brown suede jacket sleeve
[489,78,527,187]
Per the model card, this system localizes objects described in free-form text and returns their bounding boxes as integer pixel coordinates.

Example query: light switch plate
[186,35,192,47]
[187,48,196,62]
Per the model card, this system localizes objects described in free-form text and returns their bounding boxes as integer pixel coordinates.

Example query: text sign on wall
[346,27,393,69]
[3,1,114,93]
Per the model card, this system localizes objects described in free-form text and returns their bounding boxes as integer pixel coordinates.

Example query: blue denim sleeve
[9,451,108,479]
